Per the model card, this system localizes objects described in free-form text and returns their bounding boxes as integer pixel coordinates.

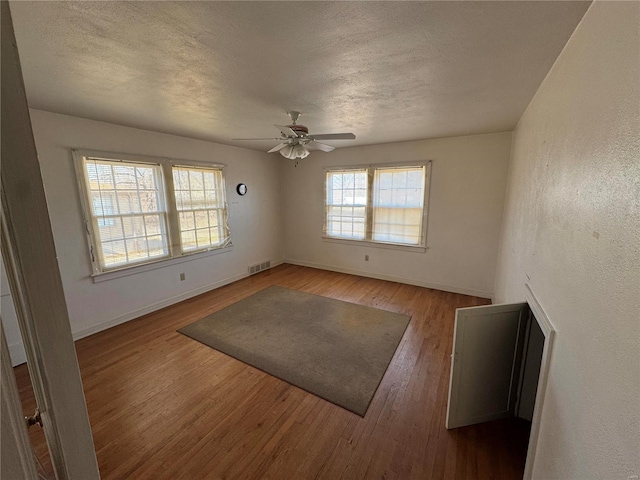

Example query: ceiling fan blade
[307,141,335,152]
[309,133,355,141]
[268,143,290,153]
[274,124,299,137]
[231,137,283,141]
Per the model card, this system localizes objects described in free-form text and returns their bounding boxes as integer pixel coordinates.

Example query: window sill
[92,244,233,283]
[321,236,427,253]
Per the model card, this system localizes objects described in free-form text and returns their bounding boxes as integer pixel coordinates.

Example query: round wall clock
[236,183,247,196]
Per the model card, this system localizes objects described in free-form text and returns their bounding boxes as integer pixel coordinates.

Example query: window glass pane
[172,166,229,252]
[175,190,190,210]
[144,215,162,236]
[117,192,141,214]
[196,228,211,247]
[205,191,218,209]
[194,211,209,229]
[98,218,123,242]
[136,167,156,190]
[123,215,150,238]
[191,190,206,210]
[91,191,116,217]
[174,169,189,191]
[147,235,166,257]
[208,210,220,227]
[102,240,126,267]
[86,163,115,190]
[139,191,159,212]
[113,165,136,186]
[203,171,216,190]
[179,211,195,230]
[189,170,204,189]
[181,230,197,251]
[407,169,422,188]
[126,238,148,261]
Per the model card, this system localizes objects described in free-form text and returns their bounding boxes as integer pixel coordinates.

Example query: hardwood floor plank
[14,264,529,479]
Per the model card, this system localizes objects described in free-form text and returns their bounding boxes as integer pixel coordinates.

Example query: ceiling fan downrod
[288,111,301,125]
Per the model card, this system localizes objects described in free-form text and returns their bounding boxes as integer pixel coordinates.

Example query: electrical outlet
[179,273,186,281]
[365,255,369,261]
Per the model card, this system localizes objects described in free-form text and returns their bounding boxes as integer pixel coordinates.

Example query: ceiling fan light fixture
[234,112,355,164]
[279,143,309,160]
[279,144,295,159]
[294,144,310,159]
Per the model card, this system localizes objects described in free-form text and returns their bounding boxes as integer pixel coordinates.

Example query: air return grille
[248,260,271,275]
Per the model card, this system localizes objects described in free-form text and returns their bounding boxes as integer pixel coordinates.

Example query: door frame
[522,283,555,480]
[1,320,38,480]
[1,1,100,477]
[445,283,555,480]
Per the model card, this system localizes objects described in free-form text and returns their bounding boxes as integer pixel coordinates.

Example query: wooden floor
[15,264,530,479]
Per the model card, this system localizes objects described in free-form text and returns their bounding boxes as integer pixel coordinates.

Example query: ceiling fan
[232,111,355,163]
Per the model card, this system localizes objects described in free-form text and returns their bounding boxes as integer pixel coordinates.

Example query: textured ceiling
[10,1,590,152]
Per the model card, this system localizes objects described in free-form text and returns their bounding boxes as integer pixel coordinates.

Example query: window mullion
[162,162,181,257]
[90,159,106,272]
[365,167,374,241]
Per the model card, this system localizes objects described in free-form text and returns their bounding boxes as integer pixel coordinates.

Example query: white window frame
[172,164,230,253]
[73,149,231,278]
[323,161,432,251]
[324,167,369,241]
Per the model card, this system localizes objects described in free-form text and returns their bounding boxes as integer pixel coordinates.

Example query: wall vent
[248,260,271,275]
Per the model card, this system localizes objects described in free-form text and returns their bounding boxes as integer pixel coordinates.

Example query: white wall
[281,132,511,298]
[4,110,284,364]
[494,2,640,479]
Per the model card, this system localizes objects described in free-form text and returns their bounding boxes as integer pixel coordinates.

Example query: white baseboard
[284,259,493,299]
[73,261,284,341]
[9,258,484,367]
[8,261,284,366]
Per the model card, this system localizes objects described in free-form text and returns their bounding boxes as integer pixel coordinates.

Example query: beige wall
[494,1,640,478]
[5,118,510,363]
[281,132,512,298]
[4,110,284,363]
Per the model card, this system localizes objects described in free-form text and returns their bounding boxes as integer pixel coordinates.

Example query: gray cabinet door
[446,302,527,429]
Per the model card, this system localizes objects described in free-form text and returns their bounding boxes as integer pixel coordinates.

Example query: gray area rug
[178,285,410,416]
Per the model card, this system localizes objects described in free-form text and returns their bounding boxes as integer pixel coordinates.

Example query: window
[325,169,368,240]
[324,162,430,247]
[173,166,228,252]
[372,166,426,245]
[75,151,230,275]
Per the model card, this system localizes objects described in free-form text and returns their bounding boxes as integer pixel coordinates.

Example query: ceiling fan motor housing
[287,124,309,136]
